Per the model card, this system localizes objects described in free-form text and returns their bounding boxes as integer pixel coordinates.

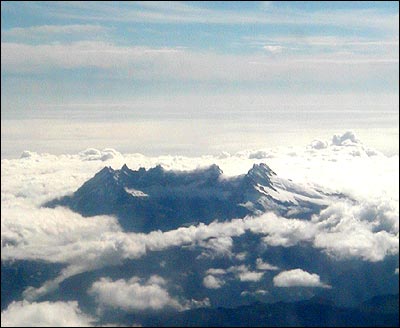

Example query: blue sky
[1,1,399,157]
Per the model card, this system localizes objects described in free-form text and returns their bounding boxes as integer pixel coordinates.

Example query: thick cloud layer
[1,132,398,317]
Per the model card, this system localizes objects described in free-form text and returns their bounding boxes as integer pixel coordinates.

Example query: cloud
[309,140,328,150]
[205,265,265,284]
[197,236,233,258]
[312,200,399,262]
[237,271,264,282]
[203,275,225,289]
[395,268,399,275]
[235,252,247,261]
[205,268,227,275]
[331,131,360,146]
[1,41,396,86]
[240,289,268,297]
[1,300,94,327]
[273,269,331,288]
[2,24,107,38]
[245,35,399,58]
[8,2,397,30]
[79,148,122,161]
[255,258,279,271]
[89,275,184,311]
[263,45,283,53]
[1,132,398,300]
[227,265,264,282]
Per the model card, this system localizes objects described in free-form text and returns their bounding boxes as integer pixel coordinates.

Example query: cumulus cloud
[312,200,399,261]
[79,148,122,161]
[89,275,184,311]
[1,300,94,327]
[203,275,225,289]
[197,236,234,258]
[227,265,264,282]
[237,271,264,282]
[255,258,279,271]
[331,131,359,146]
[273,269,331,288]
[205,265,265,284]
[309,139,328,150]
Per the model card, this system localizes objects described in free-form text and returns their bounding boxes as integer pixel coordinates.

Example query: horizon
[1,1,399,158]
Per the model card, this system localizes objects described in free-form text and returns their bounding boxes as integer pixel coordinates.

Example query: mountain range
[44,163,341,232]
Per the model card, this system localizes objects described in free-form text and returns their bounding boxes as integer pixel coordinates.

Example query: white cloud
[235,252,247,261]
[205,268,227,275]
[2,24,107,38]
[227,265,264,282]
[89,275,184,311]
[79,148,122,161]
[237,271,264,282]
[14,2,398,31]
[1,41,396,86]
[273,269,331,288]
[263,45,283,53]
[1,132,398,300]
[246,35,399,58]
[1,300,94,327]
[197,236,233,258]
[331,131,359,146]
[395,268,399,274]
[203,275,225,289]
[256,258,279,271]
[240,289,268,297]
[309,140,328,150]
[312,200,399,262]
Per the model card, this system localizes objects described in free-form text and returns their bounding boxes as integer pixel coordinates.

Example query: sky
[1,1,399,158]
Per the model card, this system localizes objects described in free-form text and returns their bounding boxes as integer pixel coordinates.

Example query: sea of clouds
[1,131,399,326]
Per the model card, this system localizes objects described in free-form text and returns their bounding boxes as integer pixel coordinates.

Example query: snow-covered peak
[246,163,276,187]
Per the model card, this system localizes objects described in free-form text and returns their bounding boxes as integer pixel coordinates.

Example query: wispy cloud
[17,2,398,31]
[245,35,399,54]
[2,41,397,87]
[2,24,108,38]
[263,45,283,54]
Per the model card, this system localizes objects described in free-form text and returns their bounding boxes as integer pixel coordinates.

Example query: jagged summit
[44,163,332,232]
[246,163,276,187]
[96,166,115,176]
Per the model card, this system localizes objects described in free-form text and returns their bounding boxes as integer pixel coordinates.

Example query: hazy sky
[1,1,399,158]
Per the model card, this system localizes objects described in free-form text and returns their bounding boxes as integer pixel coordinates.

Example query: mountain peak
[246,163,276,187]
[96,166,115,177]
[201,164,223,180]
